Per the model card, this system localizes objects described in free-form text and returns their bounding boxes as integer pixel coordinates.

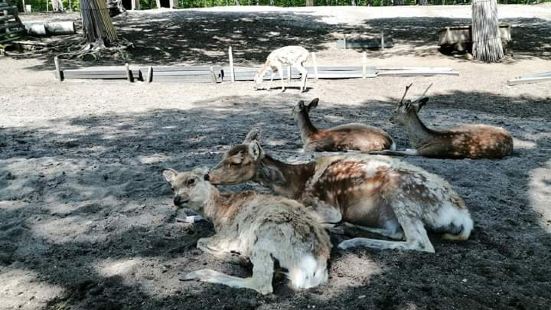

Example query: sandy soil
[1,5,551,309]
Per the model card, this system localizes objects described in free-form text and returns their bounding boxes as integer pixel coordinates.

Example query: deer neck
[296,109,319,143]
[202,186,241,231]
[255,155,316,199]
[402,110,437,147]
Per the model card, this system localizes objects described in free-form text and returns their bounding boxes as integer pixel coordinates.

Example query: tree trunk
[393,0,404,5]
[472,0,504,62]
[305,0,314,5]
[80,0,117,46]
[418,0,428,5]
[52,0,64,11]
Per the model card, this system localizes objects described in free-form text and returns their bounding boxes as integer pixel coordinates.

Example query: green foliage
[13,0,551,13]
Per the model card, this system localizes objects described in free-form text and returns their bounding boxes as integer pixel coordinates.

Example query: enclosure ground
[1,5,551,310]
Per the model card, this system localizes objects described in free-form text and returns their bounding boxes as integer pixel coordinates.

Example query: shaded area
[12,11,551,71]
[0,90,550,308]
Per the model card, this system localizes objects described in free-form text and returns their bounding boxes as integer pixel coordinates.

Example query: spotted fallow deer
[206,129,473,253]
[294,98,396,152]
[377,83,513,159]
[163,167,331,295]
[254,46,309,92]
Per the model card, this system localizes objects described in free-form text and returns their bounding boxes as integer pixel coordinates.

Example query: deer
[205,129,474,253]
[293,98,396,153]
[163,167,331,295]
[254,46,309,92]
[375,83,513,159]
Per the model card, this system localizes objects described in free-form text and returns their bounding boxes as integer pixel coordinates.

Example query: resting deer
[163,167,331,295]
[206,130,474,253]
[293,98,395,152]
[377,83,513,159]
[254,46,309,92]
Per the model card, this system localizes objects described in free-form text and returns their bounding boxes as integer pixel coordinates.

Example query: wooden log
[24,21,75,36]
[507,74,551,86]
[377,70,459,77]
[336,38,394,49]
[24,23,47,35]
[45,21,75,35]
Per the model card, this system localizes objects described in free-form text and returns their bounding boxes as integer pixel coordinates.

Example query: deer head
[207,129,265,185]
[163,167,211,209]
[292,98,319,117]
[390,83,431,125]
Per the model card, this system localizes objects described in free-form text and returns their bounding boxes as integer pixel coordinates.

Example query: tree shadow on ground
[356,17,551,60]
[0,91,550,309]
[13,11,551,72]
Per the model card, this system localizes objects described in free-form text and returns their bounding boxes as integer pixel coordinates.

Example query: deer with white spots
[293,98,395,152]
[377,83,513,159]
[163,167,331,295]
[254,46,309,92]
[206,129,474,253]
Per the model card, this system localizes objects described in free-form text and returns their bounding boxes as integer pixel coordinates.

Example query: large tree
[471,0,504,62]
[80,0,117,48]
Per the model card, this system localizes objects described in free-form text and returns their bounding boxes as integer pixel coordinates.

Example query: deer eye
[187,178,196,186]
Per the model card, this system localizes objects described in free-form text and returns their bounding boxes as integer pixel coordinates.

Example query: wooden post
[54,56,63,81]
[228,46,235,83]
[381,31,385,50]
[125,63,132,82]
[362,52,367,79]
[343,34,347,49]
[147,66,153,83]
[210,66,217,83]
[311,52,318,80]
[287,65,291,82]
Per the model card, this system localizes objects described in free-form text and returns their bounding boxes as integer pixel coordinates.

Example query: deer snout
[203,173,210,181]
[173,195,189,207]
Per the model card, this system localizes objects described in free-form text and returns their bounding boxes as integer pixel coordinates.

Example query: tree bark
[305,0,314,5]
[80,0,118,46]
[472,0,504,62]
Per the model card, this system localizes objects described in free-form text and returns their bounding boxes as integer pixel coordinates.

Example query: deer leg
[302,197,342,226]
[338,200,435,253]
[182,249,274,295]
[277,64,285,92]
[343,223,404,240]
[196,236,249,265]
[294,63,308,92]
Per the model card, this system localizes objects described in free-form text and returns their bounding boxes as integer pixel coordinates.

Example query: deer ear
[162,168,178,183]
[243,128,261,144]
[309,98,319,109]
[415,97,429,111]
[192,166,209,176]
[248,141,264,160]
[297,100,306,109]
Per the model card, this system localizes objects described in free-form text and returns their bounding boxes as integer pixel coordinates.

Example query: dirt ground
[1,4,551,310]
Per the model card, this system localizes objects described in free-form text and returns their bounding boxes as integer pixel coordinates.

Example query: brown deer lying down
[293,98,396,152]
[163,167,331,295]
[376,84,513,159]
[206,130,474,253]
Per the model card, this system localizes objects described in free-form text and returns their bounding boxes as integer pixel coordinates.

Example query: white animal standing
[254,46,309,92]
[163,167,331,295]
